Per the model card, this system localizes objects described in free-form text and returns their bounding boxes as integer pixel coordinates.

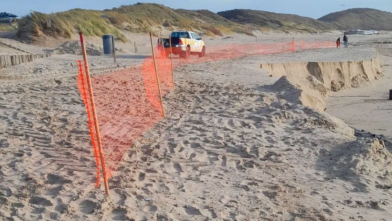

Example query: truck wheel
[184,46,190,59]
[199,46,206,57]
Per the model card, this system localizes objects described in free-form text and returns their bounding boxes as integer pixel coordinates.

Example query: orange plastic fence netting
[77,40,335,184]
[76,61,101,187]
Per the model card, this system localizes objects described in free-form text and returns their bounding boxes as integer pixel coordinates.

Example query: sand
[0,32,391,221]
[327,55,392,140]
[261,50,382,111]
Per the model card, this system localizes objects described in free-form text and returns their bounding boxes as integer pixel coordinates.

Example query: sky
[1,0,391,19]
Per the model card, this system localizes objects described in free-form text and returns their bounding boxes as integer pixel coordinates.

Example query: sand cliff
[261,56,383,111]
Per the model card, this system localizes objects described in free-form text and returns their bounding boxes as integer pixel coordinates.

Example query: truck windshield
[171,32,190,38]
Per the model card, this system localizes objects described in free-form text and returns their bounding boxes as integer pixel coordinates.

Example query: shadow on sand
[115,54,149,59]
[315,140,369,192]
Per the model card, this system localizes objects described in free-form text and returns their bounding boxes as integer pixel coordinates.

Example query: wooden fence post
[169,36,174,88]
[149,32,165,117]
[79,32,110,196]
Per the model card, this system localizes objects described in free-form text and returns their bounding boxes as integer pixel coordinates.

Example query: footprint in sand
[204,206,218,218]
[167,142,177,154]
[299,137,309,144]
[190,142,201,149]
[111,208,127,220]
[265,130,275,135]
[220,155,227,167]
[262,191,278,200]
[79,200,98,214]
[0,187,12,197]
[189,152,197,160]
[143,205,158,212]
[55,202,68,214]
[173,163,183,173]
[0,197,8,206]
[138,172,146,181]
[29,196,53,207]
[235,160,246,171]
[265,137,276,144]
[32,207,45,214]
[46,174,72,185]
[226,119,236,129]
[184,205,202,215]
[48,186,63,196]
[114,189,127,206]
[159,183,170,192]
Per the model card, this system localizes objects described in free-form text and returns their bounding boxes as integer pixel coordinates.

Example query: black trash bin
[390,90,392,100]
[103,35,114,55]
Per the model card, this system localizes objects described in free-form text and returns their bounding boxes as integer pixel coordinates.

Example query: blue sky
[1,0,391,19]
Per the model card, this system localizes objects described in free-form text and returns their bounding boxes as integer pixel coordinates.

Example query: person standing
[343,35,348,48]
[336,37,341,48]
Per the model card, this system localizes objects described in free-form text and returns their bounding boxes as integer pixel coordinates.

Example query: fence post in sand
[291,37,294,52]
[169,35,174,88]
[79,32,110,196]
[112,35,116,64]
[232,36,235,58]
[134,42,138,53]
[149,32,165,117]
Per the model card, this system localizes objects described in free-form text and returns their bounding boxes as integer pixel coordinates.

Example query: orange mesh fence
[77,61,101,187]
[142,56,165,113]
[76,39,335,185]
[91,65,163,178]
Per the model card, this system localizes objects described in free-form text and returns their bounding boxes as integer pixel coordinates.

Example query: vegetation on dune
[319,8,392,30]
[218,9,337,33]
[0,24,16,32]
[16,3,253,43]
[107,4,253,35]
[0,19,17,31]
[219,8,392,32]
[13,3,392,43]
[17,10,127,42]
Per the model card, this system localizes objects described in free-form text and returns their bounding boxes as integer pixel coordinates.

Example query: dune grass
[17,10,127,42]
[0,19,17,32]
[17,3,254,43]
[0,24,16,32]
[218,9,335,32]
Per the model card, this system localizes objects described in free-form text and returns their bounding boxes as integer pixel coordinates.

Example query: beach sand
[0,32,391,220]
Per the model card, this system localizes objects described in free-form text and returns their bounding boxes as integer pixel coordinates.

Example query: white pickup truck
[161,31,206,58]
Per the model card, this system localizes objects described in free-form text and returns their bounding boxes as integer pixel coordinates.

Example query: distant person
[343,35,348,48]
[336,37,341,48]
